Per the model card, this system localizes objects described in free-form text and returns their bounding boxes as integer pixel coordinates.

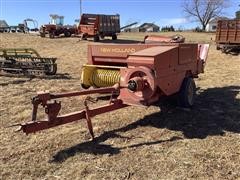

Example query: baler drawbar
[18,42,209,139]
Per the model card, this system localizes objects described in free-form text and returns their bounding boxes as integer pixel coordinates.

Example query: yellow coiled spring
[91,68,120,87]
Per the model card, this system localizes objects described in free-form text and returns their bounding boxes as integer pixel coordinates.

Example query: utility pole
[80,0,82,16]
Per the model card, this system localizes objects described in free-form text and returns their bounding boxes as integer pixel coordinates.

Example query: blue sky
[0,0,239,29]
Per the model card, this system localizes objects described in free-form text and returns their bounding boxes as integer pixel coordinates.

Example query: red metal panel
[126,46,178,69]
[156,72,186,96]
[88,44,160,65]
[178,44,198,65]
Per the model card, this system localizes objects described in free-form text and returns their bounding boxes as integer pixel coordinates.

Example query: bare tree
[182,0,230,31]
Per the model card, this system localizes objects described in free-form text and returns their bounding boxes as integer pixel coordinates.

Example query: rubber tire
[64,31,71,37]
[45,64,57,75]
[81,84,90,89]
[178,77,196,108]
[100,34,105,40]
[40,32,46,37]
[94,35,100,42]
[49,32,55,39]
[112,34,117,40]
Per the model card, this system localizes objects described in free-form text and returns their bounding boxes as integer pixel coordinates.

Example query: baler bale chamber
[81,43,209,106]
[18,42,209,140]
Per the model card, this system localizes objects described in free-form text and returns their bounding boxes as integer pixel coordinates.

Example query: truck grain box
[215,19,240,53]
[78,13,120,42]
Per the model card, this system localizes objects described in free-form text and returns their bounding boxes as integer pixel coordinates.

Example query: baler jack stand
[84,96,98,139]
[18,85,128,137]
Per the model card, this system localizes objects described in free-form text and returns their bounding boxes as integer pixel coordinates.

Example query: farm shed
[0,20,9,32]
[139,23,160,32]
[124,23,160,32]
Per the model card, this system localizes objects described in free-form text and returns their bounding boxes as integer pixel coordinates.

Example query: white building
[206,17,229,32]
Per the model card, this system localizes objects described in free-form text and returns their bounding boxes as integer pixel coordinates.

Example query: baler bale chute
[17,42,209,140]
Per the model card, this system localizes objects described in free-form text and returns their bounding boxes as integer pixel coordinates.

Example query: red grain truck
[215,19,240,53]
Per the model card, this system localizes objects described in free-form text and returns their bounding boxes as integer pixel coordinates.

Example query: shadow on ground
[100,39,142,44]
[82,39,142,44]
[51,86,240,163]
[37,73,72,80]
[40,34,141,44]
[0,79,33,86]
[0,73,72,85]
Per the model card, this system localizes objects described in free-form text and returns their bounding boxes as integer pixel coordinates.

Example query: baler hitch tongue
[17,85,127,138]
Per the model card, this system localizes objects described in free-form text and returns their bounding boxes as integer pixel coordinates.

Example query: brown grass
[0,32,240,179]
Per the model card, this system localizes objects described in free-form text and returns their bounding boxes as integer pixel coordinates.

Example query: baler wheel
[179,77,196,108]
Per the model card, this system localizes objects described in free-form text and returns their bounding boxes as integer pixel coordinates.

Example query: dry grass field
[0,32,240,179]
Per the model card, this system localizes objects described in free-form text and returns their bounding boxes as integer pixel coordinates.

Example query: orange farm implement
[18,41,209,140]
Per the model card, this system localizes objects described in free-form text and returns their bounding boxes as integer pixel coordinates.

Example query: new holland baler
[18,42,209,139]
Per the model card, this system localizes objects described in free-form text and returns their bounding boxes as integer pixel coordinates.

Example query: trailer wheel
[94,35,100,42]
[112,34,117,40]
[100,34,105,40]
[178,77,196,108]
[81,33,88,40]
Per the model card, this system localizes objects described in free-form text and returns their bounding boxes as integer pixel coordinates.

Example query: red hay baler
[18,42,209,139]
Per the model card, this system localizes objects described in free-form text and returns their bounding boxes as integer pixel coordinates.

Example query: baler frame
[19,85,128,138]
[17,41,209,141]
